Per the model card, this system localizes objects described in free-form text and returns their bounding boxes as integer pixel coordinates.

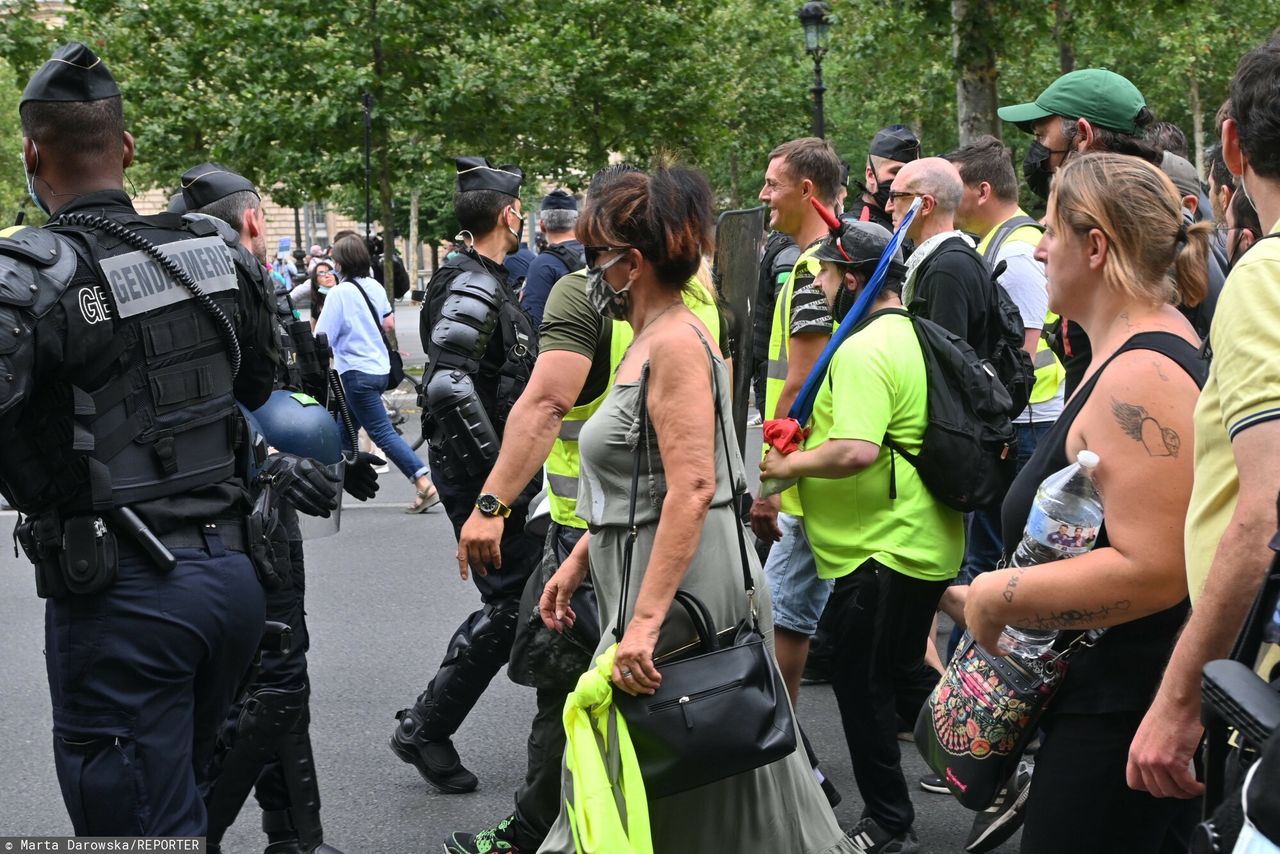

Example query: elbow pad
[424,367,499,481]
[428,271,502,373]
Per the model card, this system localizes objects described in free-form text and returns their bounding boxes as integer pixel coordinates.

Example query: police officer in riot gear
[390,156,541,793]
[177,164,379,854]
[3,43,278,835]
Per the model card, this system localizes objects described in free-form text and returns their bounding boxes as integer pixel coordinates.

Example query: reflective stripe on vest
[762,244,822,517]
[977,219,1065,407]
[545,275,722,528]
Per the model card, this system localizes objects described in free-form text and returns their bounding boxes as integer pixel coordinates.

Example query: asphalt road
[0,304,1019,852]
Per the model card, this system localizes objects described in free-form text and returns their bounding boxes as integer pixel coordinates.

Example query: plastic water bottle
[998,450,1104,659]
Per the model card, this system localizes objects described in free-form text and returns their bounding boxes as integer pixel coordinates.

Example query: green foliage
[0,0,1275,232]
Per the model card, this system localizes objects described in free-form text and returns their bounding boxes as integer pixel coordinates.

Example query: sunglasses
[583,245,632,268]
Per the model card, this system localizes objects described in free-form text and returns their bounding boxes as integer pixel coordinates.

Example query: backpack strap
[542,242,585,274]
[983,215,1043,263]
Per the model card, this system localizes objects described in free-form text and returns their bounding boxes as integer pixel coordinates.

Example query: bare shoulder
[1092,341,1202,405]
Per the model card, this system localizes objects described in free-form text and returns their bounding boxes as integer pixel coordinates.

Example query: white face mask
[22,142,49,215]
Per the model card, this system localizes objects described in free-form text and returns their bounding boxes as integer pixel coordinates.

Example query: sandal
[406,485,441,514]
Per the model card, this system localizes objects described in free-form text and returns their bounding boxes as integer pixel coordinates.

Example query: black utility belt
[16,511,248,600]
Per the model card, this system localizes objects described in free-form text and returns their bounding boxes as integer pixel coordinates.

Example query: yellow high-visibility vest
[545,275,721,528]
[761,244,822,517]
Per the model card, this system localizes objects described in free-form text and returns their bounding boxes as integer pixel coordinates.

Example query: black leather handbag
[612,357,796,800]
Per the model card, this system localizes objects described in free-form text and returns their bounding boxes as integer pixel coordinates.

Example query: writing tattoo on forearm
[1014,600,1132,631]
[1002,569,1027,604]
[1111,398,1181,458]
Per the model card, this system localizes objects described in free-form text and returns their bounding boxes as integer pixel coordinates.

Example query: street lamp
[797,1,832,138]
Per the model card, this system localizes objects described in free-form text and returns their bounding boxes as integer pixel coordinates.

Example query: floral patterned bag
[914,631,1076,810]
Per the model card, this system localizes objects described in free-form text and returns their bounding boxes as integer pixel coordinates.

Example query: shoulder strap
[984,215,1043,262]
[348,278,394,354]
[543,242,585,273]
[614,328,757,641]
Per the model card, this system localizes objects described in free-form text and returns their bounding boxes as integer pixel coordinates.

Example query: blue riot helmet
[250,390,343,465]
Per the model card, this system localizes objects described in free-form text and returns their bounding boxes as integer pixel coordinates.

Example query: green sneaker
[443,815,525,854]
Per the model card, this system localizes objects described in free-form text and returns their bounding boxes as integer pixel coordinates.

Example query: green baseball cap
[998,69,1147,135]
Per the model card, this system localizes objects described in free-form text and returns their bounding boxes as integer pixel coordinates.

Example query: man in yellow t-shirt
[761,222,962,851]
[1128,36,1280,802]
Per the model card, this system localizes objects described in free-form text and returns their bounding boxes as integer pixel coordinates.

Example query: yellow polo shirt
[1185,220,1280,675]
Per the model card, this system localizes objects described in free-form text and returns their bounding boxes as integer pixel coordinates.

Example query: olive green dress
[536,349,856,854]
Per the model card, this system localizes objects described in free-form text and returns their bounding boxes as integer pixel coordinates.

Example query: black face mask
[1022,141,1068,200]
[868,161,893,211]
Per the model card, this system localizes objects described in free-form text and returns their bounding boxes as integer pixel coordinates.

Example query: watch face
[478,494,498,514]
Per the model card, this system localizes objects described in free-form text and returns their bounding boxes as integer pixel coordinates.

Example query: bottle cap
[1076,449,1100,469]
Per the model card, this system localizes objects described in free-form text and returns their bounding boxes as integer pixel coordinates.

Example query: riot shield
[712,205,767,456]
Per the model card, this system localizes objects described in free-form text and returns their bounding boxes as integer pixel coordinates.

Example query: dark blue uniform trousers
[45,544,265,836]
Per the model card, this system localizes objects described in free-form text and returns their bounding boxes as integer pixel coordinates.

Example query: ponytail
[1172,220,1213,308]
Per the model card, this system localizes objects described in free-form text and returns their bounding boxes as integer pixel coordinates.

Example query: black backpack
[980,218,1043,417]
[541,242,586,274]
[857,308,1017,513]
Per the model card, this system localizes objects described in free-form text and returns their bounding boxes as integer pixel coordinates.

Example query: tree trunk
[1053,0,1075,74]
[408,189,420,292]
[953,0,1000,145]
[1189,75,1205,178]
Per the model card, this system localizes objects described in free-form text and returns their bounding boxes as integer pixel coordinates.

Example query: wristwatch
[475,493,512,518]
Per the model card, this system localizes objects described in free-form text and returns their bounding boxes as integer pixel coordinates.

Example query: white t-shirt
[314,276,392,376]
[994,239,1064,423]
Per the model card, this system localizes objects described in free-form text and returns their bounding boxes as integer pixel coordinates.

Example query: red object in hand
[763,418,809,455]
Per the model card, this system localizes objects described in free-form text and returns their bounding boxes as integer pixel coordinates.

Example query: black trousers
[1020,711,1199,854]
[830,559,949,835]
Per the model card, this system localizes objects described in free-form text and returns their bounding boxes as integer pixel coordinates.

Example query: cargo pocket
[52,710,148,835]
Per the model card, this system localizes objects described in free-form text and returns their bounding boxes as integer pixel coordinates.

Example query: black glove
[262,453,342,518]
[344,451,384,501]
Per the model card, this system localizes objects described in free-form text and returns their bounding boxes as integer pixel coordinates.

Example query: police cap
[868,125,921,164]
[540,188,577,211]
[180,162,259,212]
[455,156,523,198]
[21,42,121,106]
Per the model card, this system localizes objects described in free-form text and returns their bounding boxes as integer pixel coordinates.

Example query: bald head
[886,157,965,240]
[894,157,964,212]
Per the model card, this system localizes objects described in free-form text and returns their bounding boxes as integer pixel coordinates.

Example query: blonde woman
[964,153,1211,853]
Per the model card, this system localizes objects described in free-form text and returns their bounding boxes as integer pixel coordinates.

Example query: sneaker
[965,761,1033,853]
[919,772,949,794]
[747,412,763,427]
[444,815,524,854]
[846,817,921,854]
[389,727,479,793]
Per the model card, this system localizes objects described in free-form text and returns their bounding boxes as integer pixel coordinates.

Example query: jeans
[340,369,428,482]
[830,559,950,835]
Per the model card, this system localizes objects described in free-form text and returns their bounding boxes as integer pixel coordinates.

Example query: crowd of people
[4,23,1280,854]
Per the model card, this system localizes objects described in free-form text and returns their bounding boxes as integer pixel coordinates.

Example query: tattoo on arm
[1110,398,1181,458]
[1002,569,1026,603]
[1014,600,1132,631]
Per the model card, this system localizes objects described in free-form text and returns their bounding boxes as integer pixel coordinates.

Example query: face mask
[868,161,892,211]
[585,254,631,320]
[22,144,49,216]
[1022,141,1067,200]
[317,285,333,295]
[507,207,525,245]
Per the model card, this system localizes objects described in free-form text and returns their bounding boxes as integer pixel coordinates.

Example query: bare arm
[1022,329,1039,359]
[966,354,1198,649]
[457,349,592,570]
[774,331,828,420]
[613,325,718,694]
[761,438,879,481]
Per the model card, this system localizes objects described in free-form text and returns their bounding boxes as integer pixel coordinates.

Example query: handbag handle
[613,329,757,645]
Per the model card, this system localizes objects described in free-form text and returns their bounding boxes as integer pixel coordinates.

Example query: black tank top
[1001,332,1208,715]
